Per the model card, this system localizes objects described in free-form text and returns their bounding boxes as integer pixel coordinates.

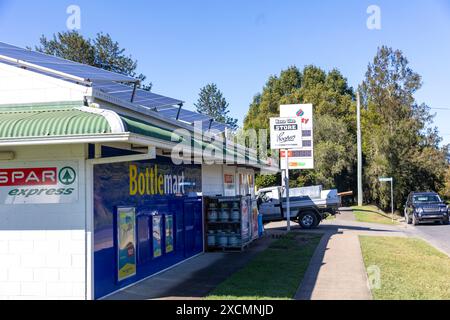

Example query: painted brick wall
[0,145,87,300]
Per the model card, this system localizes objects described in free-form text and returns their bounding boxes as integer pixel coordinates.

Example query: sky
[0,0,449,144]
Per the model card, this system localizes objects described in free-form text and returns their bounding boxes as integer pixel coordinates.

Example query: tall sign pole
[285,149,291,231]
[379,177,394,222]
[272,104,314,232]
[270,117,304,232]
[390,178,394,223]
[357,92,363,206]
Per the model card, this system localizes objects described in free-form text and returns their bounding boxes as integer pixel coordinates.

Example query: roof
[0,103,112,138]
[0,41,230,133]
[0,42,135,83]
[0,102,277,172]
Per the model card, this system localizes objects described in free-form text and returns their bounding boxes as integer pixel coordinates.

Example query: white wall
[201,164,255,197]
[0,63,90,105]
[201,164,224,196]
[0,144,87,300]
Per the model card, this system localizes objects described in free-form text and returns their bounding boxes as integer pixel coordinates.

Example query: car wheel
[442,218,449,225]
[298,212,318,229]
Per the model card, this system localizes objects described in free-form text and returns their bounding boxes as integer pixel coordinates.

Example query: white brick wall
[0,145,87,300]
[0,230,86,299]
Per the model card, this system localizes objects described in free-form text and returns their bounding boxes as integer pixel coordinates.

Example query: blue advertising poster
[152,215,162,258]
[165,215,174,253]
[117,207,137,281]
[93,155,203,299]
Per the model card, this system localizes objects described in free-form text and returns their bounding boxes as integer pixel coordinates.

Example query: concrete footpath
[291,209,407,300]
[105,237,273,300]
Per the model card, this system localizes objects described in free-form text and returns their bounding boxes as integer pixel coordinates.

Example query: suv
[404,192,449,225]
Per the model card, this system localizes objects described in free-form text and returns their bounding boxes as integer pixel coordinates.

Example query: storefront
[0,42,278,300]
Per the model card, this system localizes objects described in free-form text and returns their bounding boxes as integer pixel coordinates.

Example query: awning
[0,102,278,172]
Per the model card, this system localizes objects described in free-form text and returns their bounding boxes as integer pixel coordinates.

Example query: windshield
[413,195,441,203]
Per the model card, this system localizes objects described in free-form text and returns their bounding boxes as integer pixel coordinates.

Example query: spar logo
[0,167,76,186]
[0,166,77,200]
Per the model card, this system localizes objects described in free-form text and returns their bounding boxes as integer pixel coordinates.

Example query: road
[404,222,450,256]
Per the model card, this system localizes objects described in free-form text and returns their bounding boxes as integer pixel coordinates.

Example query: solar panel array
[0,42,135,82]
[0,41,230,133]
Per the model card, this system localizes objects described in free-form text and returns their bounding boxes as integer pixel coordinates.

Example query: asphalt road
[404,222,450,256]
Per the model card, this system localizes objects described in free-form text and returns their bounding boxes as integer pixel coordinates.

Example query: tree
[194,83,238,130]
[360,46,448,210]
[441,164,450,202]
[35,31,151,90]
[244,66,357,191]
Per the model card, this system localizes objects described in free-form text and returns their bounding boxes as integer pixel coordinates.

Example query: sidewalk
[281,211,408,300]
[105,236,273,300]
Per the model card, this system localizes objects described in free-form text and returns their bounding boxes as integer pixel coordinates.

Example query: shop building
[0,42,277,299]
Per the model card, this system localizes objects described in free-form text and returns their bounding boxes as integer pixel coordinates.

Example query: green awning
[0,103,111,138]
[0,103,274,170]
[120,115,182,143]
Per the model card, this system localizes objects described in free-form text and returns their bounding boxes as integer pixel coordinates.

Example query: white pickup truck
[256,185,340,229]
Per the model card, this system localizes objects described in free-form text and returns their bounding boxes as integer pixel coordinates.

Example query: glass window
[413,195,441,203]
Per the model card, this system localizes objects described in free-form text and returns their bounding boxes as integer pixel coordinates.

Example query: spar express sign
[0,162,78,204]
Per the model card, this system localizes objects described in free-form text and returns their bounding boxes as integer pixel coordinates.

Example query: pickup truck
[256,186,340,229]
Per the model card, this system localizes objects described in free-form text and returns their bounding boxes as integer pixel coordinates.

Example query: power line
[430,107,450,110]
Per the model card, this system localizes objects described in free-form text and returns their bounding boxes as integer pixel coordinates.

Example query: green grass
[352,205,399,225]
[206,233,322,300]
[360,236,450,300]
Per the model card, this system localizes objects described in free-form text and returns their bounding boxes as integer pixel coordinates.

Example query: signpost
[379,177,394,222]
[270,117,303,231]
[279,104,314,170]
[270,106,314,231]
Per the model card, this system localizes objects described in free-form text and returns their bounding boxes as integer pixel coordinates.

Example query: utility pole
[357,91,363,206]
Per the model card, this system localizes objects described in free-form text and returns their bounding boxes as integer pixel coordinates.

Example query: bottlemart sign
[0,161,79,204]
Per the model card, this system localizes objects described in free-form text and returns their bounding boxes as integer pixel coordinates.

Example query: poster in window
[153,215,162,258]
[165,215,174,253]
[224,174,235,196]
[117,207,137,282]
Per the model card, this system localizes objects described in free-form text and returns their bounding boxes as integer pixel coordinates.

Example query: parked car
[256,185,340,229]
[404,192,449,225]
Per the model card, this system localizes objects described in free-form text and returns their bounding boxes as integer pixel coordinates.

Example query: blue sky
[1,0,449,144]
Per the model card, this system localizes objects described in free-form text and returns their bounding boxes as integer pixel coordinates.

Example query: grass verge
[206,233,322,300]
[352,205,398,225]
[360,236,450,300]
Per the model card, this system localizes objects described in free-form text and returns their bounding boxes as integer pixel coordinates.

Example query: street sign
[279,104,314,170]
[270,117,303,150]
[378,177,394,222]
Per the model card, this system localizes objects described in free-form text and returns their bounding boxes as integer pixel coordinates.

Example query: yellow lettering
[145,168,150,195]
[158,175,164,195]
[138,173,145,195]
[129,165,138,195]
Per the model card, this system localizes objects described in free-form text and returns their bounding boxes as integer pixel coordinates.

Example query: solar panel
[0,41,136,82]
[93,82,184,109]
[0,42,231,133]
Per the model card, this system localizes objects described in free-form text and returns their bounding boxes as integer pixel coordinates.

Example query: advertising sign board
[117,207,137,282]
[270,117,303,150]
[0,161,79,204]
[279,104,314,170]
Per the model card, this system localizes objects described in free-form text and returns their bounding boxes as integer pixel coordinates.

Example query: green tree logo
[59,167,77,185]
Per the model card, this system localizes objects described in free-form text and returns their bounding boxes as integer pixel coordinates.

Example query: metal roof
[0,41,231,134]
[0,42,136,83]
[0,104,111,138]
